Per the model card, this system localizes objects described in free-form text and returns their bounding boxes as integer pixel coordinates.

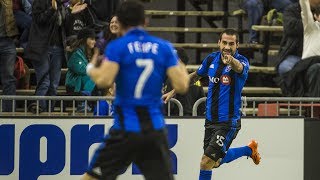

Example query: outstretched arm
[222,55,244,73]
[300,0,314,29]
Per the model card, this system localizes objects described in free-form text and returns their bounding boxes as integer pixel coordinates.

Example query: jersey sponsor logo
[220,75,231,85]
[209,75,231,85]
[208,76,220,84]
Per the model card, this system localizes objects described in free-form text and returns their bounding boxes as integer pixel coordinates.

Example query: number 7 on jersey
[135,59,154,99]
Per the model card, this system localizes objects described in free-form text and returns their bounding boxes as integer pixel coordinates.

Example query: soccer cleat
[248,140,261,165]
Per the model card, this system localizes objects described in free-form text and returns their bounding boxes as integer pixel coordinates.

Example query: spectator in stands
[12,0,32,48]
[277,0,320,97]
[275,3,303,75]
[66,0,108,36]
[25,0,87,113]
[96,15,121,54]
[66,28,98,112]
[241,0,293,43]
[163,47,205,116]
[65,0,88,39]
[300,0,320,96]
[0,0,19,112]
[89,15,121,99]
[300,0,320,60]
[65,0,108,46]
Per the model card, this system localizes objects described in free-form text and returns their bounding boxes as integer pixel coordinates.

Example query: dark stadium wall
[304,118,320,180]
[143,0,240,64]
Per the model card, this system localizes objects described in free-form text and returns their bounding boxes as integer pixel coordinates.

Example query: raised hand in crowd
[52,0,57,10]
[52,0,87,13]
[71,2,88,14]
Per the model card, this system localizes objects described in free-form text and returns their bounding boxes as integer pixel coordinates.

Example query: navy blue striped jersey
[104,28,179,132]
[197,51,249,123]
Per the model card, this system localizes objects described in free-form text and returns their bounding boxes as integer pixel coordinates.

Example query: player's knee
[200,155,220,170]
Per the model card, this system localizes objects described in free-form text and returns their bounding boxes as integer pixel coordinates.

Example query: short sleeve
[104,40,120,63]
[196,55,212,77]
[164,43,179,69]
[238,56,250,77]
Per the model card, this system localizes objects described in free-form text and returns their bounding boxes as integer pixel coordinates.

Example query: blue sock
[221,146,252,165]
[199,170,212,180]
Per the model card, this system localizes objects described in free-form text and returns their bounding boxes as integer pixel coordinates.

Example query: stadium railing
[203,87,282,95]
[145,27,228,33]
[193,97,320,118]
[145,10,225,17]
[1,96,320,118]
[0,96,183,117]
[28,65,276,75]
[0,86,282,96]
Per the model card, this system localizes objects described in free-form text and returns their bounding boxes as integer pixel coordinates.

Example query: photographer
[25,0,86,113]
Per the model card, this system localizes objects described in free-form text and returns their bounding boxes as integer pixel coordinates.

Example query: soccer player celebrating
[82,0,189,180]
[163,29,261,180]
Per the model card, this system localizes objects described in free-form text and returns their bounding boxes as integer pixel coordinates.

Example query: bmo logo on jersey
[209,75,231,85]
[220,75,231,85]
[209,76,220,84]
[0,122,178,180]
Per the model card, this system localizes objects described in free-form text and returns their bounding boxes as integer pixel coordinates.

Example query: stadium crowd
[0,0,320,113]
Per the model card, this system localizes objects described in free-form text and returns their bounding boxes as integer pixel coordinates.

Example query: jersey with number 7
[104,28,179,132]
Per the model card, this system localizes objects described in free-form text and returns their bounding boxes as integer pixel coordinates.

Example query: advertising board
[0,118,304,180]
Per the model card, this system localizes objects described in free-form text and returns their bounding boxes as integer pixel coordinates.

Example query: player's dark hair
[219,29,239,43]
[116,0,145,28]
